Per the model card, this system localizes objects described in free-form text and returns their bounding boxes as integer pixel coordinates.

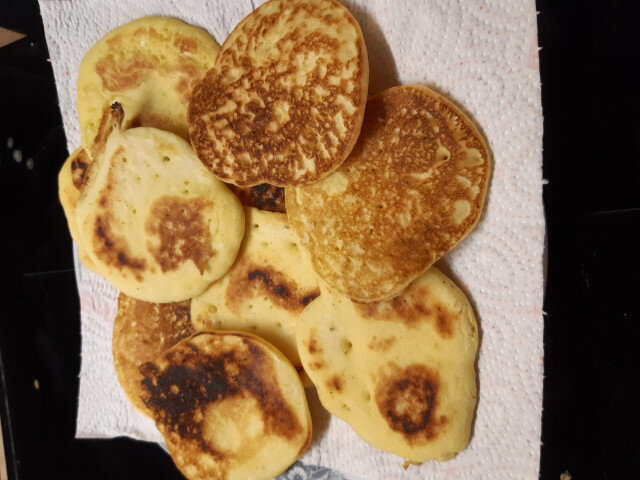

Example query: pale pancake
[140,331,311,480]
[78,16,219,152]
[112,293,193,416]
[191,207,320,383]
[76,104,245,303]
[286,86,491,301]
[58,147,98,272]
[188,0,368,186]
[297,267,478,462]
[227,184,286,213]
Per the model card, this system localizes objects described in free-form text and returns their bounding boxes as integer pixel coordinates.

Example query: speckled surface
[38,0,544,478]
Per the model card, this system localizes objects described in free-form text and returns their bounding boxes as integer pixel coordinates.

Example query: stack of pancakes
[59,2,490,478]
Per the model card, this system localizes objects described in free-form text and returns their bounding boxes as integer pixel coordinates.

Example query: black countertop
[1,0,639,478]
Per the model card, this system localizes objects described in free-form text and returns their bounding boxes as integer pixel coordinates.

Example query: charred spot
[375,364,448,443]
[144,196,215,274]
[300,292,318,306]
[228,183,286,213]
[225,259,320,314]
[326,375,343,392]
[94,215,145,279]
[139,333,303,455]
[71,149,90,190]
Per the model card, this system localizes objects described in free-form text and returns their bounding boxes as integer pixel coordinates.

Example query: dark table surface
[1,0,639,478]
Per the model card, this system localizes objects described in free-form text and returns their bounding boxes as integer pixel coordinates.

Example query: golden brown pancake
[297,267,478,462]
[190,207,320,385]
[286,85,491,301]
[140,331,312,480]
[188,0,369,187]
[58,147,98,272]
[78,16,220,152]
[227,183,286,213]
[76,104,245,302]
[112,293,193,416]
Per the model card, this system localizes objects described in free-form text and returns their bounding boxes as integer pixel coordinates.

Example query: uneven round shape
[78,16,219,152]
[286,85,491,301]
[191,207,320,383]
[140,331,312,480]
[296,267,478,462]
[76,106,244,302]
[188,0,368,186]
[112,293,194,416]
[58,146,98,272]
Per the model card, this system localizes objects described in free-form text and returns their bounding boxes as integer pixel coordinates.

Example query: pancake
[188,0,368,187]
[78,16,219,152]
[76,104,245,302]
[140,331,311,480]
[191,207,320,383]
[58,147,98,272]
[286,85,491,301]
[227,184,286,213]
[296,267,478,462]
[112,293,193,416]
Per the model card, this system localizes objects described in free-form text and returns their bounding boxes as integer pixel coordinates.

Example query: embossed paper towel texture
[39,0,544,478]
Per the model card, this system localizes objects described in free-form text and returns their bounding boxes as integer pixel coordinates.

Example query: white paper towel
[39,0,545,478]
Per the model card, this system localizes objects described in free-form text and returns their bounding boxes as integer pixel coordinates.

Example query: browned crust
[112,293,193,416]
[188,0,368,187]
[286,85,491,301]
[70,149,91,190]
[374,364,449,444]
[224,257,320,315]
[144,196,216,274]
[352,281,454,339]
[139,331,311,478]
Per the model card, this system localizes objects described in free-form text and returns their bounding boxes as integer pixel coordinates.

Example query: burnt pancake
[296,267,478,462]
[140,331,312,480]
[112,293,193,416]
[76,104,245,303]
[78,16,220,153]
[188,0,368,187]
[286,85,491,301]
